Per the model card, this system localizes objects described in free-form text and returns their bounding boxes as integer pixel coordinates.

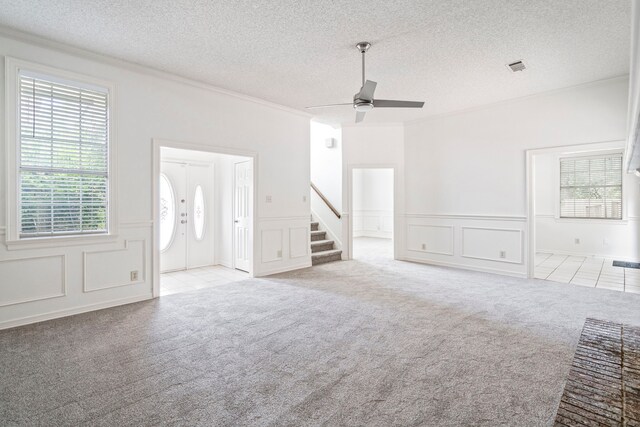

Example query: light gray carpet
[2,238,640,426]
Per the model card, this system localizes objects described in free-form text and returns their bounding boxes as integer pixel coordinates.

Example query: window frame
[5,57,118,249]
[556,150,625,222]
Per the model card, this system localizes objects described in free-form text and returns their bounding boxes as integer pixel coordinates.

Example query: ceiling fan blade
[305,102,353,109]
[373,99,425,108]
[357,80,377,101]
[355,110,366,123]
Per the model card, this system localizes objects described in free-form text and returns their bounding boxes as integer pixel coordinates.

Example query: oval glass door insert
[193,185,205,240]
[159,174,176,251]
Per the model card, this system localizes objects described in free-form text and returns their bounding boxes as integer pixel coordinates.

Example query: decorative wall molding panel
[353,210,393,238]
[261,229,284,263]
[461,227,523,264]
[256,216,312,276]
[406,224,454,256]
[83,240,147,292]
[0,255,66,307]
[290,226,310,259]
[402,214,527,276]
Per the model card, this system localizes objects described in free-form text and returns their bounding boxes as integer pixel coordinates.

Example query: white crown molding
[0,25,311,120]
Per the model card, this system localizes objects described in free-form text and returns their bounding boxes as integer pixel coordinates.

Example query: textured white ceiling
[0,0,630,124]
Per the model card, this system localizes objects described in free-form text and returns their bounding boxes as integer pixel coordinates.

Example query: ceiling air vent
[507,60,526,72]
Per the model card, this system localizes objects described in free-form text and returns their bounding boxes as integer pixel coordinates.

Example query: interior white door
[160,162,187,272]
[187,164,214,268]
[234,160,252,272]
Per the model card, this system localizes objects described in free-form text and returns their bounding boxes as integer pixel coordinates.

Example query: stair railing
[310,182,341,219]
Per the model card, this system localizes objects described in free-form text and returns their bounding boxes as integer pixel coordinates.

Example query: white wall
[403,77,630,277]
[342,124,404,258]
[352,169,394,238]
[0,33,311,329]
[534,147,640,260]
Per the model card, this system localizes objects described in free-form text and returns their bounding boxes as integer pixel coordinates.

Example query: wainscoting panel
[353,210,393,238]
[0,255,66,307]
[406,225,454,255]
[0,223,154,330]
[84,240,146,292]
[290,226,309,259]
[402,214,527,278]
[261,229,284,263]
[257,216,312,276]
[461,227,523,264]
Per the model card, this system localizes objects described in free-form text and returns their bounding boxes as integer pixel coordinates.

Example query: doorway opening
[527,141,640,293]
[351,167,394,260]
[154,144,254,297]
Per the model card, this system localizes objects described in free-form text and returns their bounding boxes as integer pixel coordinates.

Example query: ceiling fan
[306,42,425,123]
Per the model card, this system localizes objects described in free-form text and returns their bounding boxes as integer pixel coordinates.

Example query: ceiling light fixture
[354,102,374,112]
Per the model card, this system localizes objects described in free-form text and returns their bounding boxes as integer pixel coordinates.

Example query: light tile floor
[160,265,249,296]
[535,252,640,293]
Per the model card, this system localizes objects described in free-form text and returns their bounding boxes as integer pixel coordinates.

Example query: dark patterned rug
[554,318,640,426]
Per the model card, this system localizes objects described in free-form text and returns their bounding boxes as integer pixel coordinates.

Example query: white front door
[234,160,252,272]
[160,161,214,273]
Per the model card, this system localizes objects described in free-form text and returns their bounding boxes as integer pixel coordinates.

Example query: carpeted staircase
[310,219,342,265]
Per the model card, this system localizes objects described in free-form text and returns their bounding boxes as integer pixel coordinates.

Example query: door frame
[345,164,397,260]
[152,138,258,297]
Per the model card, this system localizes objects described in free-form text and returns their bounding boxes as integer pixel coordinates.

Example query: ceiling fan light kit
[306,42,425,123]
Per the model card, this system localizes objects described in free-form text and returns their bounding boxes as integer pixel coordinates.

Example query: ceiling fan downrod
[356,42,371,88]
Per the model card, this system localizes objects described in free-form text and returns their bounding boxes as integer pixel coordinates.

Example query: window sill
[5,233,119,251]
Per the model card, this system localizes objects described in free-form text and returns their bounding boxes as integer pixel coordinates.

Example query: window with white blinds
[18,72,110,237]
[559,154,623,220]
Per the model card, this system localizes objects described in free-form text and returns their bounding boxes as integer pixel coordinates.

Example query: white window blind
[18,72,109,237]
[559,154,622,219]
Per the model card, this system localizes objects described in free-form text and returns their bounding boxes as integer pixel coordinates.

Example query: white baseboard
[0,293,153,331]
[256,261,312,277]
[354,231,392,239]
[400,256,527,279]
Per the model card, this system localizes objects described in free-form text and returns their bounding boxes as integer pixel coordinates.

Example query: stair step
[311,239,334,253]
[310,221,319,231]
[311,249,342,266]
[310,230,326,241]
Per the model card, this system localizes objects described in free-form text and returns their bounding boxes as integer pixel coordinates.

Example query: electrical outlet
[265,195,272,203]
[421,243,426,250]
[575,238,580,244]
[277,250,282,258]
[499,250,506,259]
[130,271,139,281]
